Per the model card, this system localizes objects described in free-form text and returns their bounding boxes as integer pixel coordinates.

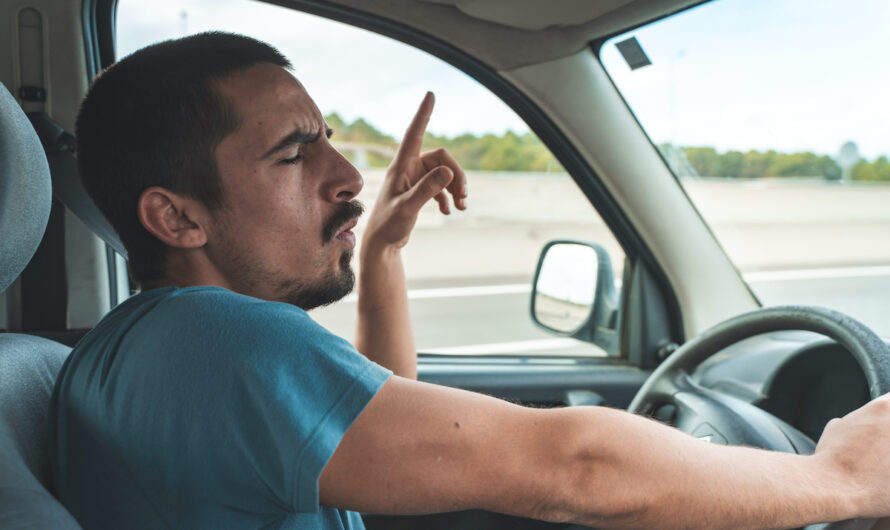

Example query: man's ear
[137,186,209,249]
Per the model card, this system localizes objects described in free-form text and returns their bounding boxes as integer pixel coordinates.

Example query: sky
[117,0,889,159]
[600,0,890,159]
[116,0,528,140]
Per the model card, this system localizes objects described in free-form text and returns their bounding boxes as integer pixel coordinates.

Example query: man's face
[206,62,364,309]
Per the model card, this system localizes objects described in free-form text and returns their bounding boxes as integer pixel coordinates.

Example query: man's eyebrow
[261,127,334,160]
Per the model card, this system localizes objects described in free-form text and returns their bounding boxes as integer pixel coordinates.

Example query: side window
[117,0,625,356]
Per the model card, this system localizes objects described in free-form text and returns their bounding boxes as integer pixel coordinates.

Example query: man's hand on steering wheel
[815,393,890,519]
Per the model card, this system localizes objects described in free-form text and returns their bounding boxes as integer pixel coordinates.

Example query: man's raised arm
[354,92,467,378]
[321,376,890,528]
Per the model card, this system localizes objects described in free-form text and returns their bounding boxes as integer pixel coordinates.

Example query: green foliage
[852,156,890,181]
[424,130,563,172]
[325,114,887,181]
[323,113,564,172]
[325,113,398,146]
[659,144,844,179]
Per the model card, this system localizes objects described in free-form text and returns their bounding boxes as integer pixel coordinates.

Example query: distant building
[838,141,859,182]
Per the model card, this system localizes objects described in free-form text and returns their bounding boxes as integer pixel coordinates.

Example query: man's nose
[322,146,364,202]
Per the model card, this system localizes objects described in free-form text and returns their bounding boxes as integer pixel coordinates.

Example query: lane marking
[339,265,890,303]
[406,283,531,299]
[332,265,890,356]
[743,265,890,283]
[421,338,603,355]
[342,283,530,302]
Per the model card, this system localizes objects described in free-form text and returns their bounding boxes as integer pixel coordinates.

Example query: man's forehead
[216,63,326,146]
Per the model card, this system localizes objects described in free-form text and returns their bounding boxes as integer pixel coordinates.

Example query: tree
[322,113,871,180]
[852,156,890,182]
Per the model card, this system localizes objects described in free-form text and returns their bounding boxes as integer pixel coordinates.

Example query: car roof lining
[327,0,703,70]
[417,0,630,31]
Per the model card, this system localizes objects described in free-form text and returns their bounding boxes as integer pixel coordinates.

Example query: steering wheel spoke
[671,373,816,453]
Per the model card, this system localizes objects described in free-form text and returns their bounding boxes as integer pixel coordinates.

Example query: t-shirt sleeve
[149,290,392,514]
[236,301,391,512]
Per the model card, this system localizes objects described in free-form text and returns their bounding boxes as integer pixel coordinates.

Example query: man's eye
[281,154,303,165]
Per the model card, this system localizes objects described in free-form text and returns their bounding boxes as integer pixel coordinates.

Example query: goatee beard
[283,250,355,311]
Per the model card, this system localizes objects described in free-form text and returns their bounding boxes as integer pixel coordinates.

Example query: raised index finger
[395,91,434,161]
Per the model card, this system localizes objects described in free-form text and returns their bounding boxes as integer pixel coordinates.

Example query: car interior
[1,0,888,529]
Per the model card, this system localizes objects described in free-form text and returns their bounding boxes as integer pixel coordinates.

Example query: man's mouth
[334,217,359,248]
[322,200,364,244]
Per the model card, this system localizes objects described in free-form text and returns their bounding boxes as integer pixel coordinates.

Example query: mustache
[322,200,364,243]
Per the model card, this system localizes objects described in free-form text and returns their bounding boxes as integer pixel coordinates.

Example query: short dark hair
[76,31,291,285]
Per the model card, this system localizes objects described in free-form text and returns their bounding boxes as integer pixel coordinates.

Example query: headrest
[0,84,52,293]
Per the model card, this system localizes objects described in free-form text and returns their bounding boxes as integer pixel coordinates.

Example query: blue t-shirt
[51,286,391,529]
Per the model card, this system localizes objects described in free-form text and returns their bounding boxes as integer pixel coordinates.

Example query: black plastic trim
[105,246,118,307]
[84,0,118,73]
[80,0,100,78]
[419,354,649,407]
[21,200,68,332]
[97,0,118,68]
[83,0,123,308]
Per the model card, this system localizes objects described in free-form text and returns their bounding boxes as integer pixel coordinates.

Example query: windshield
[601,0,890,337]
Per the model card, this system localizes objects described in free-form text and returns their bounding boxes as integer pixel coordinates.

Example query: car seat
[0,83,80,528]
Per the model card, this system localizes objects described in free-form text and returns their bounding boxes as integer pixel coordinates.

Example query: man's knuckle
[872,398,890,413]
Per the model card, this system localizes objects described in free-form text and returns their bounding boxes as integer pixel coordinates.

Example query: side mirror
[531,241,620,354]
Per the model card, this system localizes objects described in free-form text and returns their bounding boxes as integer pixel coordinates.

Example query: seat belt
[26,114,128,258]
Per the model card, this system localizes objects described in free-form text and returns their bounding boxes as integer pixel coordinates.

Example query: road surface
[311,265,890,356]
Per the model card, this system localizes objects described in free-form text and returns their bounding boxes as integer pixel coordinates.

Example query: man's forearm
[322,378,890,527]
[530,406,855,529]
[355,245,417,378]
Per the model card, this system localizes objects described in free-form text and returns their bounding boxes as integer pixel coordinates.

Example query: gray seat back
[0,83,80,528]
[0,336,78,529]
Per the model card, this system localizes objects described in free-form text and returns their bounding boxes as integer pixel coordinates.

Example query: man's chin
[285,251,355,311]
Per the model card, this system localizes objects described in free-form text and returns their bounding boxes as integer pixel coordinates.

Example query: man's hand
[814,393,890,519]
[362,91,467,253]
[354,92,467,378]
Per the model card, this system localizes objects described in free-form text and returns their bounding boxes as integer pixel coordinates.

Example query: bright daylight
[6,0,890,529]
[117,0,890,354]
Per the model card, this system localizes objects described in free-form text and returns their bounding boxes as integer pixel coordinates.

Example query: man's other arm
[354,92,466,378]
[321,376,890,528]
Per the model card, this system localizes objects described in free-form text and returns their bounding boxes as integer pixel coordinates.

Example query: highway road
[309,172,890,356]
[310,265,890,357]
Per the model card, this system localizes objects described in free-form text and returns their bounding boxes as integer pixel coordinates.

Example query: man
[51,31,890,529]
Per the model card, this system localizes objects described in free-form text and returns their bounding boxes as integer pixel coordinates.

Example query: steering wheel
[628,305,890,529]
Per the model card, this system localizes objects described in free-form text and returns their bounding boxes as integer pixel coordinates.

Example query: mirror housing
[531,240,620,354]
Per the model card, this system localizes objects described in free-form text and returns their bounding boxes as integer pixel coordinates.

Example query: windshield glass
[601,0,890,336]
